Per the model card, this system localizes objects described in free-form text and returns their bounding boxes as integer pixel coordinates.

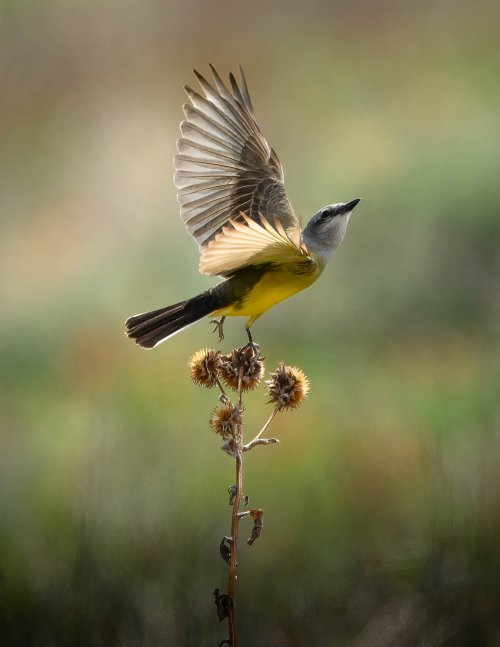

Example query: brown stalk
[243,409,278,451]
[215,375,227,397]
[226,366,244,647]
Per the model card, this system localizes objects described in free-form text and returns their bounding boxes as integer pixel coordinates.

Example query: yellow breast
[214,263,322,325]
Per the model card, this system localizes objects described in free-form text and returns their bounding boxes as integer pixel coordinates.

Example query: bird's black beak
[341,198,361,214]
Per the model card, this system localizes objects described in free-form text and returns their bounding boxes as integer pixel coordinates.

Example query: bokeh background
[1,1,499,645]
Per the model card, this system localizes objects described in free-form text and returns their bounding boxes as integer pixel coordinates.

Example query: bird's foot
[210,316,226,342]
[244,327,260,355]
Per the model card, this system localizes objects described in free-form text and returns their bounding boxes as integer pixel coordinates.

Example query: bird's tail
[125,291,219,349]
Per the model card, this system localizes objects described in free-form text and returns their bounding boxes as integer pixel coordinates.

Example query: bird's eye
[320,209,330,219]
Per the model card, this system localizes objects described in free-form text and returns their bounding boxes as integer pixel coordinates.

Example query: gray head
[302,198,361,265]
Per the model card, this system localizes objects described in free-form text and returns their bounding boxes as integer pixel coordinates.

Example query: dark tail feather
[125,292,218,349]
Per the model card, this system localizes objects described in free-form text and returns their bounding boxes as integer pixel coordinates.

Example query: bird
[125,65,360,349]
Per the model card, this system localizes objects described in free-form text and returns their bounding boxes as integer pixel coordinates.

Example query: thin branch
[243,437,280,452]
[215,375,227,397]
[243,409,278,449]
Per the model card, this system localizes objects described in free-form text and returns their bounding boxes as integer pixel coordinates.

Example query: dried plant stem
[226,367,244,647]
[215,376,227,397]
[189,345,309,645]
[243,437,279,452]
[245,409,277,447]
[227,450,242,646]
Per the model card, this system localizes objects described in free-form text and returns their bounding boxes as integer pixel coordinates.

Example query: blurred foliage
[1,0,500,645]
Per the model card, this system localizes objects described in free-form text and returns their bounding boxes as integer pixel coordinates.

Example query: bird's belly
[215,268,319,319]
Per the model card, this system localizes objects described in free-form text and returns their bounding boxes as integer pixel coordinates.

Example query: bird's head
[302,198,361,264]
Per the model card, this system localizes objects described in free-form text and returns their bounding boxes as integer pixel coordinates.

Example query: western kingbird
[126,66,360,348]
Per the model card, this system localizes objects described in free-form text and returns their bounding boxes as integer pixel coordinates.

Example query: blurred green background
[1,1,500,645]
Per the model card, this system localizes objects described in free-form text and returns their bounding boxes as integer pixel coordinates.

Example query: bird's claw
[210,317,225,342]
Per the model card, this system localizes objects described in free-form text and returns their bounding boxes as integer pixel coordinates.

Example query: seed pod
[266,363,309,411]
[219,345,264,392]
[189,349,221,388]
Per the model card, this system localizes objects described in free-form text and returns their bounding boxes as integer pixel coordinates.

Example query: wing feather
[174,67,298,249]
[237,66,255,115]
[199,212,314,277]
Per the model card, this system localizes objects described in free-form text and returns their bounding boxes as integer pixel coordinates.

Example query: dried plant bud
[213,588,233,622]
[247,508,264,545]
[228,485,237,505]
[189,349,221,388]
[219,344,264,392]
[210,403,241,439]
[219,536,232,564]
[221,439,238,458]
[228,485,249,506]
[266,363,310,411]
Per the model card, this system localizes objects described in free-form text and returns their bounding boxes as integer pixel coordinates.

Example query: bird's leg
[210,316,226,342]
[244,326,260,355]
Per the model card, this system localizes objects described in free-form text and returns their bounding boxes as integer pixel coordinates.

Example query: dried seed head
[219,345,264,392]
[266,363,310,411]
[210,402,241,438]
[189,349,221,388]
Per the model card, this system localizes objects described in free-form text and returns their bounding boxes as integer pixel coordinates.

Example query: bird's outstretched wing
[199,212,315,278]
[174,65,298,248]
